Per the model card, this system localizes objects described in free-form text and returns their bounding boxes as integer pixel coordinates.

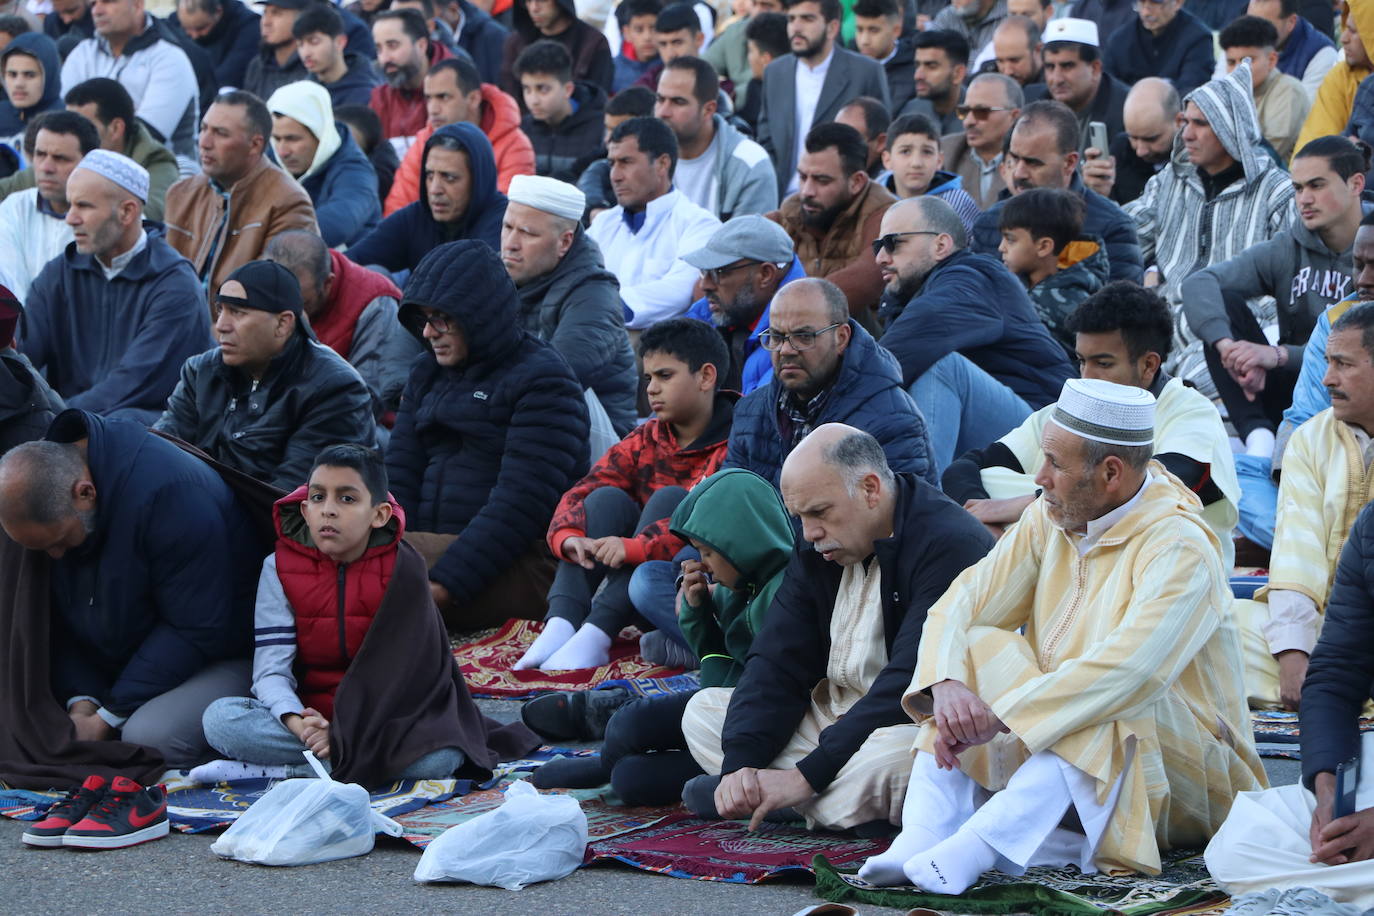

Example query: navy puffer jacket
[722,320,936,486]
[387,240,589,603]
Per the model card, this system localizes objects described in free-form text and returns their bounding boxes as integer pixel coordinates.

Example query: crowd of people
[0,0,1369,900]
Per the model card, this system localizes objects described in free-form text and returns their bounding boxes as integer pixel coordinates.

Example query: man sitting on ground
[1219,15,1310,162]
[294,3,380,107]
[22,149,209,424]
[941,72,1022,210]
[154,260,375,491]
[876,195,1075,474]
[680,424,992,833]
[860,378,1264,893]
[0,285,62,455]
[369,8,452,149]
[0,110,91,301]
[63,78,177,221]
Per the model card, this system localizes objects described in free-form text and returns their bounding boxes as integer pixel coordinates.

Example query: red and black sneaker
[21,774,109,848]
[62,776,168,850]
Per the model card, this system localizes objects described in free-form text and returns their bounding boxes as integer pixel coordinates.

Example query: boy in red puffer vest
[190,444,537,786]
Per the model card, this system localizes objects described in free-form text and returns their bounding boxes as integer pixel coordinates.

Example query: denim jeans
[626,545,699,649]
[909,351,1033,473]
[1234,454,1278,549]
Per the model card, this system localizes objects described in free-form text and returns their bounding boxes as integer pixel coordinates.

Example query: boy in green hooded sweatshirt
[532,468,795,803]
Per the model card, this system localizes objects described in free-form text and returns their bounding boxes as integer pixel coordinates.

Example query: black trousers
[601,690,703,806]
[1202,290,1300,440]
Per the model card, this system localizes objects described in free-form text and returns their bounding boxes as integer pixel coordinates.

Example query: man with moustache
[941,71,1022,209]
[1035,18,1126,151]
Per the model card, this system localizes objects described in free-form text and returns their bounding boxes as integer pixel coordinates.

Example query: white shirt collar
[99,228,147,281]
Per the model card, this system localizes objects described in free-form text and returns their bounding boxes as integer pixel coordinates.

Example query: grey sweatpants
[120,658,253,768]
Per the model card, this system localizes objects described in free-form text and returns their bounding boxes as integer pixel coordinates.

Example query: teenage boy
[517,39,606,182]
[739,11,786,128]
[997,186,1109,354]
[613,0,661,93]
[191,444,536,786]
[879,113,980,236]
[294,3,382,107]
[516,318,736,672]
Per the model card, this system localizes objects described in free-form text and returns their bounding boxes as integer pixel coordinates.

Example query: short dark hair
[998,187,1085,254]
[33,110,100,155]
[1043,38,1099,63]
[655,1,700,34]
[606,84,656,117]
[515,39,572,83]
[215,89,272,142]
[663,55,718,106]
[430,56,482,95]
[804,121,868,177]
[839,96,889,142]
[784,0,840,23]
[745,11,788,59]
[610,115,678,175]
[639,316,728,383]
[64,77,136,136]
[310,444,389,506]
[1272,0,1298,17]
[1295,134,1373,181]
[374,8,428,43]
[0,14,30,38]
[293,3,344,40]
[1331,301,1374,359]
[913,29,969,68]
[1017,99,1080,157]
[1064,281,1174,362]
[334,103,382,152]
[851,0,899,20]
[1219,14,1280,49]
[617,0,662,25]
[884,112,940,149]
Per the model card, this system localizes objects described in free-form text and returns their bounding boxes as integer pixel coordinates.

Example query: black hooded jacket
[522,81,607,184]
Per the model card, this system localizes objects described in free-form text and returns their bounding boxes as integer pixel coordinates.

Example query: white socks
[858,752,977,887]
[857,821,947,886]
[1244,427,1276,458]
[514,616,576,670]
[902,828,1000,895]
[540,622,613,670]
[187,759,290,785]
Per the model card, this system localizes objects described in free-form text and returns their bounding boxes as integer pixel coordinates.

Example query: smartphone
[1335,755,1360,819]
[1088,120,1109,155]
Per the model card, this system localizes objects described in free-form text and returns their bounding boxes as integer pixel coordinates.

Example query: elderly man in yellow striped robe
[860,377,1265,895]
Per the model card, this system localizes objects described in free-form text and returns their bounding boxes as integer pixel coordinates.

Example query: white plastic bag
[209,752,402,866]
[413,779,588,889]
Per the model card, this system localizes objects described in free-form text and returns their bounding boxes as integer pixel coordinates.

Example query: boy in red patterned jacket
[516,318,737,671]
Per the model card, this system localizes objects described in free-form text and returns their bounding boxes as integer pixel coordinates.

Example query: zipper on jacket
[336,564,348,663]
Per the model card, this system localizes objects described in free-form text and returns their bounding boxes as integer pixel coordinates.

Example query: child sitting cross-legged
[191,444,536,786]
[515,317,737,672]
[996,186,1109,357]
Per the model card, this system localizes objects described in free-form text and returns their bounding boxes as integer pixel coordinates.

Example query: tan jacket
[941,132,1005,210]
[163,157,318,297]
[768,178,896,331]
[1255,69,1311,162]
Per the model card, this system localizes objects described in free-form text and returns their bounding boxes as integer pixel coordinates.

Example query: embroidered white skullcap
[507,174,586,222]
[72,148,149,202]
[1047,378,1155,447]
[1043,17,1099,48]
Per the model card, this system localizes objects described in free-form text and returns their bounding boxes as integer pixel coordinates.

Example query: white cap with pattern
[1047,378,1155,447]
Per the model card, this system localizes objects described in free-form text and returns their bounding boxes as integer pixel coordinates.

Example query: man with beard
[294,3,381,107]
[875,195,1074,473]
[242,0,310,101]
[941,71,1021,209]
[683,214,806,394]
[1100,77,1179,206]
[1035,18,1126,152]
[767,121,895,333]
[990,15,1042,89]
[369,8,451,148]
[898,29,966,135]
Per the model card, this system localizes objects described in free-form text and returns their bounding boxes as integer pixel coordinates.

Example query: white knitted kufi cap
[73,148,150,202]
[507,174,586,222]
[1047,378,1155,447]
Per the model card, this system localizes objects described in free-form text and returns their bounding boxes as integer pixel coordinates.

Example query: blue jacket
[388,241,588,604]
[0,33,63,142]
[302,124,381,248]
[973,173,1143,284]
[722,320,936,486]
[684,255,807,395]
[317,53,382,108]
[347,122,506,275]
[1103,7,1216,98]
[878,248,1076,409]
[170,0,259,89]
[45,409,261,719]
[454,0,508,84]
[1278,13,1335,83]
[21,227,212,425]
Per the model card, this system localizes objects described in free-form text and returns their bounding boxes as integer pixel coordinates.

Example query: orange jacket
[383,82,533,215]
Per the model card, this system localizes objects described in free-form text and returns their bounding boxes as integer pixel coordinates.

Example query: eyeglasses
[956,105,1013,121]
[871,231,939,256]
[700,260,761,284]
[759,323,842,351]
[419,311,453,334]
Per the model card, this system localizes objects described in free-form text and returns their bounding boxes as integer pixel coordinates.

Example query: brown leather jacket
[163,156,318,298]
[768,177,895,333]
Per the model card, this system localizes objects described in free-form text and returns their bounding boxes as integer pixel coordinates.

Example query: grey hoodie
[700,114,778,221]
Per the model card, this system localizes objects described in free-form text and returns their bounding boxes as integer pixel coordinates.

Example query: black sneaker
[62,776,169,850]
[21,774,108,848]
[520,687,633,741]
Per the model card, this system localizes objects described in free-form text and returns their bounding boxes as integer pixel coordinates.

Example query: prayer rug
[582,815,892,884]
[813,849,1230,915]
[455,619,683,698]
[1251,710,1374,760]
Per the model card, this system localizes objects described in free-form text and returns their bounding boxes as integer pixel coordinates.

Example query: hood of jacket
[418,121,502,235]
[1042,236,1111,294]
[266,80,342,181]
[274,483,405,561]
[399,238,525,371]
[927,169,963,195]
[669,467,794,605]
[515,225,617,314]
[0,32,63,135]
[543,81,607,137]
[512,0,579,41]
[45,409,147,558]
[479,81,523,143]
[1176,58,1270,183]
